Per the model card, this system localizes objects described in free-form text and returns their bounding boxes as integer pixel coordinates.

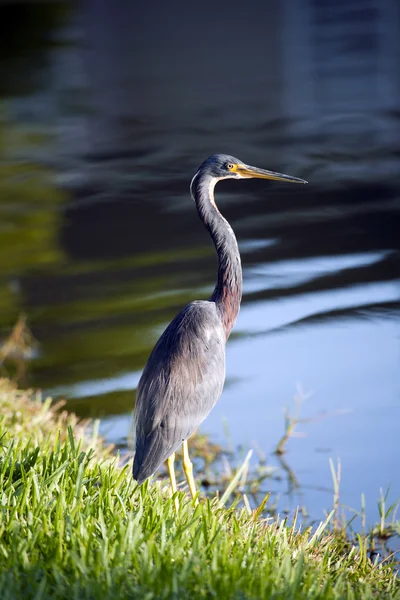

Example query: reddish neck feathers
[190,171,243,339]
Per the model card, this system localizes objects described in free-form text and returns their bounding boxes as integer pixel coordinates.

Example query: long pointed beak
[236,164,307,184]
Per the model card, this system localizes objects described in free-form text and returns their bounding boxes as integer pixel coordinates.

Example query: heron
[133,154,307,507]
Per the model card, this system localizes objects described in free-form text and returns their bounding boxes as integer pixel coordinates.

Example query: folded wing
[133,301,226,484]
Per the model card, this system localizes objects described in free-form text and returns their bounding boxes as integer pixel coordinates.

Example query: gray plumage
[133,301,226,483]
[133,154,306,485]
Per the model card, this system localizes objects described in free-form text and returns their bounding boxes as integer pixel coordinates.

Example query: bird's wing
[133,301,226,483]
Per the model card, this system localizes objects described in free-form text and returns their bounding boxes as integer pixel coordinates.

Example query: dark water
[0,2,399,523]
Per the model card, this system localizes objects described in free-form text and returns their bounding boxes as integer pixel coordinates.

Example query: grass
[0,379,399,599]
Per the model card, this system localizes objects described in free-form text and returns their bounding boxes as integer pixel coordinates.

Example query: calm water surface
[0,2,399,523]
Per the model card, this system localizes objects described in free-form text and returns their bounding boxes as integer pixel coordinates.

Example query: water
[0,2,399,523]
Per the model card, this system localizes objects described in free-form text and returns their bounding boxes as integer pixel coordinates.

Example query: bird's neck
[190,171,242,339]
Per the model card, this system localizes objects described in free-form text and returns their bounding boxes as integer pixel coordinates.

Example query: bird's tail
[132,428,180,485]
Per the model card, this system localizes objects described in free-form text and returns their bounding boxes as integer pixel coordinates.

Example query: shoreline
[0,378,398,599]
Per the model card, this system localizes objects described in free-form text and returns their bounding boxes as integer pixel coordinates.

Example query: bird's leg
[182,440,198,505]
[166,452,179,511]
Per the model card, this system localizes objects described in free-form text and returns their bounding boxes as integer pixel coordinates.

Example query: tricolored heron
[133,154,307,506]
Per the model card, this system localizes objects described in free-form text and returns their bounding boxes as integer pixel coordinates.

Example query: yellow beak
[235,164,307,184]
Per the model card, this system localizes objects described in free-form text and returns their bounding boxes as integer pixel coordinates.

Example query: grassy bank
[0,379,399,599]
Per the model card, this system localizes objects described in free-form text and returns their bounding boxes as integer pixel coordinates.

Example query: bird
[133,154,307,507]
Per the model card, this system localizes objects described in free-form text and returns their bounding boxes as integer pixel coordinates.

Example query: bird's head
[198,153,307,184]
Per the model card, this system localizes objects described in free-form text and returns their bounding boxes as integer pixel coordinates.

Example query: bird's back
[133,300,226,484]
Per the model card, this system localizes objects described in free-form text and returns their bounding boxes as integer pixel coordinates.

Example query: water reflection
[245,251,392,292]
[0,1,399,522]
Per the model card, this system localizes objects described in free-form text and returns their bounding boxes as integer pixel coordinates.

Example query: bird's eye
[226,163,234,170]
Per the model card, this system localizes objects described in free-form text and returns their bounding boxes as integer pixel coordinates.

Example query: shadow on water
[0,1,399,522]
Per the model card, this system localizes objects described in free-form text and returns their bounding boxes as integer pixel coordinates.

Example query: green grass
[0,379,399,599]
